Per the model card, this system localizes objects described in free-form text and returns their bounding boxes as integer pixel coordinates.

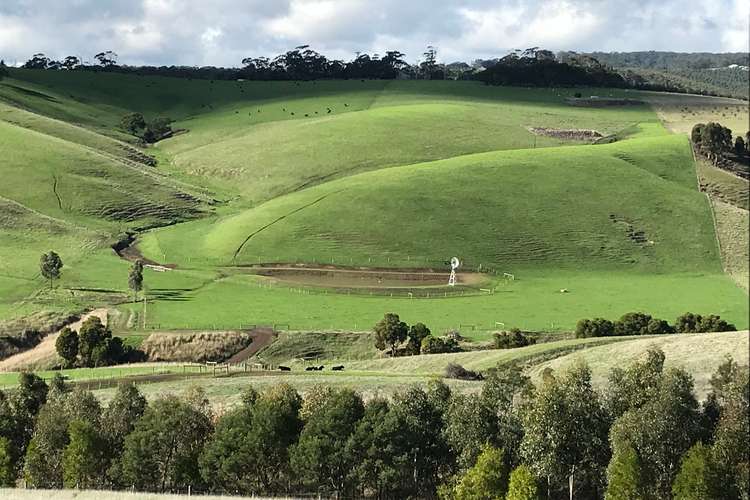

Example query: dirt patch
[227,327,276,364]
[231,263,488,290]
[141,329,263,363]
[528,127,603,141]
[565,97,644,107]
[0,308,109,372]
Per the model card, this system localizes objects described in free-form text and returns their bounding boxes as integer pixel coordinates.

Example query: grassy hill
[0,69,747,337]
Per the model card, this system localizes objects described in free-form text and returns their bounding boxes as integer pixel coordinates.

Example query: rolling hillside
[0,69,747,335]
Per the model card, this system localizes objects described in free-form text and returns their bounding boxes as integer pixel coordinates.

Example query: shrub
[444,363,483,381]
[575,318,614,338]
[614,312,653,336]
[453,445,509,499]
[421,335,459,354]
[494,328,535,349]
[506,465,540,500]
[674,313,736,333]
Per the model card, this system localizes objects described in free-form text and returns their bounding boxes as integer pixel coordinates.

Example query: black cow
[305,366,315,371]
[332,365,344,371]
[278,366,291,371]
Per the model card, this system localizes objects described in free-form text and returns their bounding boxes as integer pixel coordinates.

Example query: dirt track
[232,264,487,289]
[0,308,109,372]
[226,327,275,364]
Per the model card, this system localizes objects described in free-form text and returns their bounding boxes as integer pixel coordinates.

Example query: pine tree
[127,260,144,301]
[672,443,720,499]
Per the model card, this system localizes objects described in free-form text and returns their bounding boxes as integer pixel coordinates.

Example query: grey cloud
[0,0,746,67]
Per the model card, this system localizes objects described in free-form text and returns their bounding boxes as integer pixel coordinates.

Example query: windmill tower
[448,257,460,286]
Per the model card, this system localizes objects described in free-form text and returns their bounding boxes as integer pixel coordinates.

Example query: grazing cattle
[332,365,344,371]
[327,108,332,114]
[291,112,295,115]
[278,365,291,371]
[305,366,315,371]
[304,113,309,117]
[318,365,324,370]
[344,103,349,107]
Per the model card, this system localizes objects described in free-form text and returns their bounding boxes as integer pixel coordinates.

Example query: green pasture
[0,70,746,342]
[0,363,191,388]
[126,270,748,335]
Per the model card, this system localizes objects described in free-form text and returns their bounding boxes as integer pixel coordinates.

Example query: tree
[613,312,653,335]
[120,113,146,135]
[699,122,733,163]
[128,260,144,301]
[494,328,535,348]
[9,373,48,459]
[407,322,431,354]
[94,51,118,67]
[120,394,212,492]
[734,136,746,155]
[672,443,721,500]
[609,367,701,499]
[0,437,14,487]
[575,318,614,338]
[521,361,610,500]
[63,419,107,489]
[39,251,63,289]
[605,445,645,500]
[23,53,50,69]
[77,316,111,367]
[373,313,408,355]
[691,123,705,144]
[55,327,78,368]
[674,312,735,333]
[291,388,365,496]
[102,383,147,486]
[61,56,81,70]
[506,465,541,500]
[453,445,509,500]
[23,396,70,488]
[605,346,665,418]
[0,60,7,80]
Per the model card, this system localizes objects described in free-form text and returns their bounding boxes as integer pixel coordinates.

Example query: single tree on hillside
[61,56,80,71]
[734,136,746,156]
[407,322,431,354]
[128,260,144,301]
[55,327,78,368]
[39,251,63,289]
[120,113,146,135]
[373,313,408,356]
[0,60,7,80]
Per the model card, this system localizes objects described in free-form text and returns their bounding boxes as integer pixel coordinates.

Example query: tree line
[576,311,736,338]
[10,46,746,98]
[0,349,746,499]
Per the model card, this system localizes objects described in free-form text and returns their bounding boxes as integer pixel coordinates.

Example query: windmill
[448,257,460,286]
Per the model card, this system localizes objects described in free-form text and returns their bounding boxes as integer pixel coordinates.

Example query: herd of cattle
[277,365,345,372]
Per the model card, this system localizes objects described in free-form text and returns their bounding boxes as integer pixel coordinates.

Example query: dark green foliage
[62,419,108,489]
[23,394,72,488]
[120,113,146,135]
[407,322,431,354]
[521,362,610,498]
[290,389,365,496]
[201,383,301,495]
[102,383,147,486]
[691,123,705,144]
[575,318,615,338]
[76,316,135,367]
[374,313,408,355]
[55,327,78,368]
[9,373,48,460]
[699,122,734,162]
[142,116,173,143]
[674,312,736,333]
[645,317,673,335]
[0,60,7,80]
[39,251,63,289]
[610,367,702,499]
[506,464,541,500]
[734,136,746,156]
[605,445,646,500]
[0,437,14,487]
[494,328,535,348]
[344,397,390,495]
[420,335,459,354]
[453,445,509,500]
[613,312,653,335]
[120,394,212,492]
[127,260,144,300]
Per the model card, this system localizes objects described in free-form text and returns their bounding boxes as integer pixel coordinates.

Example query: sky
[0,0,747,67]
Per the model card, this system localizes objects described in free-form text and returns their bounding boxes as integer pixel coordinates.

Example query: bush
[444,363,483,381]
[493,328,535,348]
[674,313,736,333]
[506,465,540,500]
[421,335,459,354]
[614,312,654,336]
[575,318,614,338]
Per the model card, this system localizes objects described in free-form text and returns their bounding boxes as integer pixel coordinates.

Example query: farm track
[226,327,275,364]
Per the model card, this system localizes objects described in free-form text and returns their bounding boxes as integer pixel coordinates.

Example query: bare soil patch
[231,263,488,290]
[528,127,603,141]
[565,97,644,107]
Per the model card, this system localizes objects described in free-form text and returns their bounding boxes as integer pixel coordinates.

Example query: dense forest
[0,348,746,499]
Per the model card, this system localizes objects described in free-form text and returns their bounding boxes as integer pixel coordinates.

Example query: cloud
[0,0,746,67]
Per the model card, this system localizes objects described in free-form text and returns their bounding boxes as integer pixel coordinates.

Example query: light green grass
[528,330,749,399]
[0,363,192,388]
[713,200,749,290]
[134,271,748,335]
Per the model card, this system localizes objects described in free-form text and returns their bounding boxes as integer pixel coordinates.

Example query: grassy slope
[528,330,749,399]
[713,200,749,290]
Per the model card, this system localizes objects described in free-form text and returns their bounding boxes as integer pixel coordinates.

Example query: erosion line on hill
[232,191,342,261]
[51,174,63,210]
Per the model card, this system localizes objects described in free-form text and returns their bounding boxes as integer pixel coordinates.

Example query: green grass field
[0,70,747,345]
